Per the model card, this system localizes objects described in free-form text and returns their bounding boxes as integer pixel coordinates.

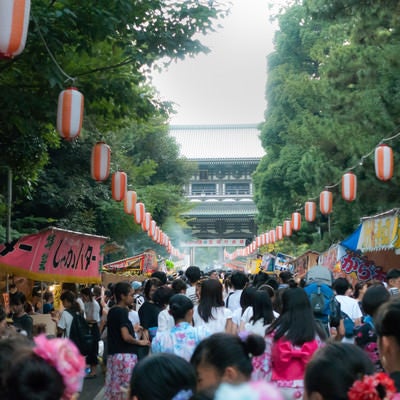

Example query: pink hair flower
[33,334,86,400]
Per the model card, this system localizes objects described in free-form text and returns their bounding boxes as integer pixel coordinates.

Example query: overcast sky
[151,0,277,125]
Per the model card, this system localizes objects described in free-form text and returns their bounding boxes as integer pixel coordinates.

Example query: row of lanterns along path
[0,0,184,260]
[90,144,185,260]
[1,1,395,262]
[225,144,394,261]
[90,145,184,259]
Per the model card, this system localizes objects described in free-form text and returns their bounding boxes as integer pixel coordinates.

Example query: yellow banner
[358,214,399,251]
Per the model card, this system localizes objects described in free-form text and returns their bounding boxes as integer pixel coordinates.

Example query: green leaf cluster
[254,1,400,254]
[0,1,228,256]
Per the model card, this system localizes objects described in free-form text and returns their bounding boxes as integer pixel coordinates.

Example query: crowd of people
[0,265,400,400]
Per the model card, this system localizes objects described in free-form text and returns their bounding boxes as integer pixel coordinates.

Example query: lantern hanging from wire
[292,212,301,231]
[320,190,333,215]
[342,172,357,202]
[142,212,151,231]
[304,201,316,222]
[91,142,110,181]
[57,87,84,140]
[111,171,127,201]
[124,190,137,214]
[276,225,283,241]
[269,229,276,244]
[149,220,156,238]
[375,144,393,181]
[134,202,145,224]
[283,220,292,237]
[0,0,31,58]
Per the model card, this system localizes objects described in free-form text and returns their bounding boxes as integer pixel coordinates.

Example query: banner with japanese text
[0,227,107,283]
[357,209,400,252]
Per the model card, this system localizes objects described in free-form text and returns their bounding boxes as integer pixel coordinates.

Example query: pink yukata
[252,334,323,399]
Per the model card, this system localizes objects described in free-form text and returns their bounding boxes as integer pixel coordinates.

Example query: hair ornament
[172,389,193,400]
[348,372,397,400]
[33,334,86,400]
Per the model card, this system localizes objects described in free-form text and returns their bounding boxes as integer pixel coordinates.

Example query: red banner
[0,227,107,283]
[338,252,386,287]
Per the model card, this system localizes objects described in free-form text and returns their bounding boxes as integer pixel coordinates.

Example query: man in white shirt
[333,277,362,342]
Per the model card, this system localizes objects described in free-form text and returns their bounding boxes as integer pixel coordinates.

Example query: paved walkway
[78,365,105,400]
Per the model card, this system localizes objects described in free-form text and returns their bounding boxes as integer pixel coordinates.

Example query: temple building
[169,124,265,264]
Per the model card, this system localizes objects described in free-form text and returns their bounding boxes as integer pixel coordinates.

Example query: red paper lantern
[112,171,127,201]
[283,220,292,237]
[57,87,84,140]
[276,226,283,241]
[124,190,137,214]
[342,172,357,202]
[304,201,316,222]
[269,229,276,244]
[142,212,151,231]
[149,220,156,237]
[256,236,262,248]
[91,142,110,181]
[134,202,145,224]
[375,144,393,181]
[0,0,31,58]
[292,212,301,231]
[320,190,333,215]
[153,226,160,241]
[264,232,270,245]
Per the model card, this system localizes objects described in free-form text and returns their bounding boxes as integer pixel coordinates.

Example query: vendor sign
[0,227,107,284]
[340,251,386,286]
[357,209,400,251]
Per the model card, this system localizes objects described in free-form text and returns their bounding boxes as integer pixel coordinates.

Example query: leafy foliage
[254,1,400,254]
[0,1,228,254]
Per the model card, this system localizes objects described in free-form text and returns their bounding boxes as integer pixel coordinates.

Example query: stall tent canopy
[341,209,400,271]
[0,227,108,284]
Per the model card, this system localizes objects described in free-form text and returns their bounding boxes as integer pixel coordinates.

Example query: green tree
[254,1,400,254]
[0,1,229,252]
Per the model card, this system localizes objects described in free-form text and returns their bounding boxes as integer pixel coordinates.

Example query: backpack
[304,282,339,337]
[66,309,94,356]
[329,296,341,328]
[309,284,326,316]
[341,311,355,338]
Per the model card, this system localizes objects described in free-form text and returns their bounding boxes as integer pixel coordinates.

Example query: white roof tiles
[169,124,266,160]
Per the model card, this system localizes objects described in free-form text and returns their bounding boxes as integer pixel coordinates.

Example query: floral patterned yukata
[151,321,211,361]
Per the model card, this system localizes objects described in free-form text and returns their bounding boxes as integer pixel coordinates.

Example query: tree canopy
[254,0,400,253]
[0,0,229,257]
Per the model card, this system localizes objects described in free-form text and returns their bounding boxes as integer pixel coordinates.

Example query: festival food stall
[291,250,320,278]
[0,227,107,285]
[0,227,108,334]
[101,249,158,287]
[355,209,400,272]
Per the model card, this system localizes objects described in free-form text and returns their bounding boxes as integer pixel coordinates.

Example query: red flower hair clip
[348,372,397,400]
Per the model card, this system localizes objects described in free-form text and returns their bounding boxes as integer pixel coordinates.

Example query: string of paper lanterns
[226,136,399,261]
[2,3,395,262]
[91,147,184,258]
